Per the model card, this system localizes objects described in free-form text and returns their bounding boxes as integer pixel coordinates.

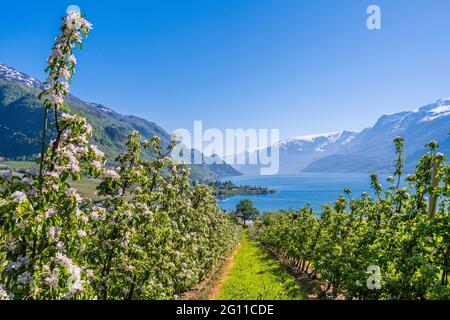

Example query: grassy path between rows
[214,233,307,300]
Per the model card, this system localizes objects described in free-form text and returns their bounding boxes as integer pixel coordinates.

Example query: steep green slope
[0,79,240,179]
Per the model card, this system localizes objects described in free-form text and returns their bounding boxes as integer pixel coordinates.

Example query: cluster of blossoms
[44,11,92,107]
[0,11,241,300]
[86,131,241,299]
[0,11,98,300]
[0,285,11,300]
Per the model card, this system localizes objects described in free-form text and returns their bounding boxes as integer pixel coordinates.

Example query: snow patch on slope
[0,63,41,88]
[286,131,343,143]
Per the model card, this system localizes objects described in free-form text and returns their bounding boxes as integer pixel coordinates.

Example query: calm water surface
[218,173,389,212]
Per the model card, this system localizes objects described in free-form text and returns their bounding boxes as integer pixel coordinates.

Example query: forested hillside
[0,65,240,180]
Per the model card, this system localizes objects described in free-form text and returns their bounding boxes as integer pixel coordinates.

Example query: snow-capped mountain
[234,98,449,175]
[304,98,450,173]
[233,130,358,174]
[275,131,356,153]
[85,102,114,113]
[0,63,41,89]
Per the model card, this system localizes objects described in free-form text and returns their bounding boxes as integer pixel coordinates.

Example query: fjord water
[218,173,389,212]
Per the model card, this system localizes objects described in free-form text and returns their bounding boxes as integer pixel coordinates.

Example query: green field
[72,178,101,199]
[0,161,36,170]
[0,161,101,199]
[216,233,306,300]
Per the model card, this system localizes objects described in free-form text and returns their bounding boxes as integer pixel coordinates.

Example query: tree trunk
[38,106,49,183]
[428,159,441,218]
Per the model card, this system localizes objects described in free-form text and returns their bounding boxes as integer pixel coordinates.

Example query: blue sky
[1,0,450,142]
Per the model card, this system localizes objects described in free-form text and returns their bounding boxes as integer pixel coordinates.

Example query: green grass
[72,178,132,201]
[72,178,101,199]
[216,232,307,300]
[1,161,36,170]
[0,160,101,200]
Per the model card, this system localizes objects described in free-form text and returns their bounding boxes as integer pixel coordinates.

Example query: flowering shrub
[0,12,241,300]
[252,138,450,299]
[86,132,241,299]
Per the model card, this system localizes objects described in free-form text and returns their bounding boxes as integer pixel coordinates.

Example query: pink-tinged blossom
[77,230,87,238]
[56,241,66,251]
[52,94,64,105]
[92,160,102,170]
[61,81,70,92]
[61,113,74,121]
[60,68,71,80]
[45,170,60,179]
[11,191,27,204]
[72,31,82,42]
[47,226,59,240]
[90,145,105,158]
[65,12,82,30]
[65,188,77,197]
[104,169,120,180]
[54,253,72,267]
[67,54,77,64]
[90,210,99,220]
[68,162,80,173]
[45,208,57,219]
[0,285,10,300]
[45,271,59,289]
[50,49,63,60]
[84,123,93,135]
[81,18,93,30]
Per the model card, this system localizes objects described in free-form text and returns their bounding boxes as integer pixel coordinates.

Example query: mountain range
[1,62,449,177]
[0,63,240,180]
[234,99,449,174]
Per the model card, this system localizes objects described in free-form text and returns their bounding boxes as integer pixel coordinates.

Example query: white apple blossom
[54,253,72,268]
[0,285,10,300]
[104,169,120,179]
[65,11,83,30]
[45,207,57,219]
[52,94,64,105]
[92,160,102,169]
[67,54,77,64]
[57,67,71,81]
[10,191,27,204]
[45,271,59,289]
